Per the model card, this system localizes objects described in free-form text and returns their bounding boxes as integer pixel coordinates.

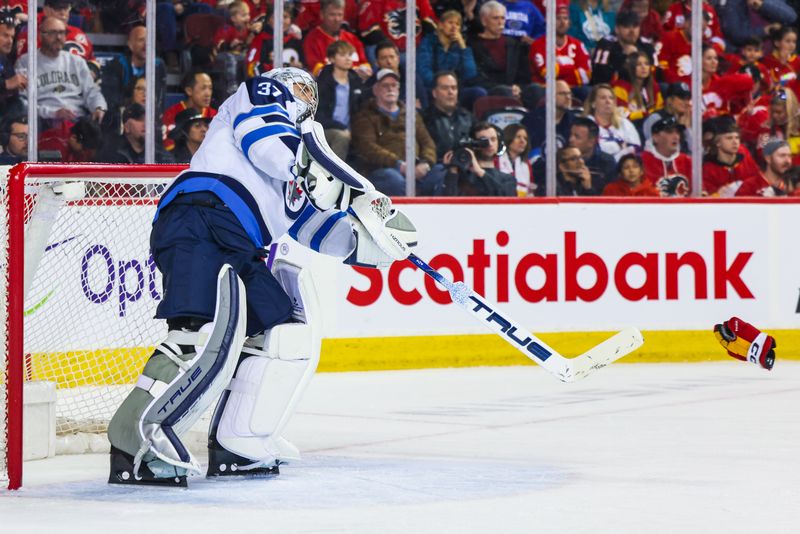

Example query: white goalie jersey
[154,75,356,258]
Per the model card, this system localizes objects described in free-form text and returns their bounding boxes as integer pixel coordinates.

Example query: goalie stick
[406,254,644,382]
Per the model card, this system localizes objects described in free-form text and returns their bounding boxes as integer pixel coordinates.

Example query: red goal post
[1,163,185,490]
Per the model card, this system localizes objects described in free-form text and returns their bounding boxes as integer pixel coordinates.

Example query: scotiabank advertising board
[289,200,800,337]
[20,199,800,351]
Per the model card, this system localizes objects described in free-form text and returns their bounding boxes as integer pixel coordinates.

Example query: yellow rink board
[23,329,800,387]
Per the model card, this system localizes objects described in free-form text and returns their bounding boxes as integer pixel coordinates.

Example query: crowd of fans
[1,0,800,197]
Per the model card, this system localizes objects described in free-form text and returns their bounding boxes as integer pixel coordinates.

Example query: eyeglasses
[10,132,28,140]
[42,30,68,37]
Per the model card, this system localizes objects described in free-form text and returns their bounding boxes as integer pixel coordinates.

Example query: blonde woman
[418,10,486,106]
[584,83,641,160]
[740,86,800,165]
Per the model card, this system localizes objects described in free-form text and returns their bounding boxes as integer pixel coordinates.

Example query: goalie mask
[265,67,318,123]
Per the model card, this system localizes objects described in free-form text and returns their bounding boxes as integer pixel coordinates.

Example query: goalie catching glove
[345,190,417,269]
[713,316,776,370]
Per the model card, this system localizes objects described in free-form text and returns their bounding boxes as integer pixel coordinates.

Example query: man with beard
[736,138,794,195]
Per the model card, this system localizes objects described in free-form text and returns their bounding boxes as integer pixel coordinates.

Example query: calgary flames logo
[657,174,690,197]
[384,9,421,40]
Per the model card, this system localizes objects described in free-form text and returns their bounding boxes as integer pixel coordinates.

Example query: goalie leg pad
[108,265,247,480]
[208,261,321,474]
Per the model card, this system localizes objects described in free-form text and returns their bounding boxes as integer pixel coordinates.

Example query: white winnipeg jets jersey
[156,75,355,258]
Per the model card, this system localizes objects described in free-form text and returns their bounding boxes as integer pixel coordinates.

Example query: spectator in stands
[365,41,427,109]
[736,137,793,195]
[619,0,661,42]
[0,14,26,117]
[659,7,711,85]
[566,116,615,193]
[423,71,475,162]
[552,146,597,196]
[16,16,106,128]
[568,0,615,52]
[642,115,693,197]
[612,50,663,125]
[351,69,440,196]
[590,10,656,85]
[739,86,800,165]
[0,114,27,164]
[101,25,166,133]
[471,1,531,98]
[443,121,516,196]
[524,79,577,155]
[163,70,217,150]
[584,83,640,160]
[718,0,797,49]
[295,0,358,34]
[214,1,261,94]
[663,0,726,52]
[98,103,174,163]
[245,3,303,76]
[703,117,761,196]
[302,0,370,77]
[497,123,534,196]
[701,44,756,119]
[17,0,99,78]
[169,107,211,163]
[530,2,591,95]
[602,153,659,196]
[38,115,103,162]
[358,0,437,56]
[643,82,692,150]
[316,40,364,159]
[725,36,772,97]
[418,10,485,108]
[762,25,800,85]
[500,0,544,44]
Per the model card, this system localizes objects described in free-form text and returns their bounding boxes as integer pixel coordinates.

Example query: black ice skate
[206,436,280,478]
[109,446,187,488]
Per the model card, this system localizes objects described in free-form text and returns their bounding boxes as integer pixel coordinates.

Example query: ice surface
[2,363,799,534]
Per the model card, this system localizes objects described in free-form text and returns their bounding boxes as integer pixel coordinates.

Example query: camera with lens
[451,137,491,171]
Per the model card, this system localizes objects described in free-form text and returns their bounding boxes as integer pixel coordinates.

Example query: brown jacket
[351,99,437,174]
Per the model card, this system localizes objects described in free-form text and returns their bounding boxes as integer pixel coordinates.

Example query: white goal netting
[1,164,181,487]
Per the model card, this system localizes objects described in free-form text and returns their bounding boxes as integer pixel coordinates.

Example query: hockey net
[1,163,185,489]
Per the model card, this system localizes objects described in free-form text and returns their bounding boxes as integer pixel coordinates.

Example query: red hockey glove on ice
[713,316,776,370]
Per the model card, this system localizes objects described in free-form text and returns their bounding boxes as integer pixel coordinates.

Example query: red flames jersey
[761,51,800,86]
[642,150,693,197]
[662,1,725,50]
[358,0,436,51]
[295,0,359,32]
[529,35,591,86]
[702,148,760,195]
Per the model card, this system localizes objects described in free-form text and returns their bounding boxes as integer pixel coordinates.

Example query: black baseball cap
[665,82,691,99]
[169,107,211,139]
[652,115,684,134]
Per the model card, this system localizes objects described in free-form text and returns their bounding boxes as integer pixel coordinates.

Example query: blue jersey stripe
[155,173,271,248]
[287,204,317,242]
[241,124,300,161]
[233,103,290,129]
[310,211,348,252]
